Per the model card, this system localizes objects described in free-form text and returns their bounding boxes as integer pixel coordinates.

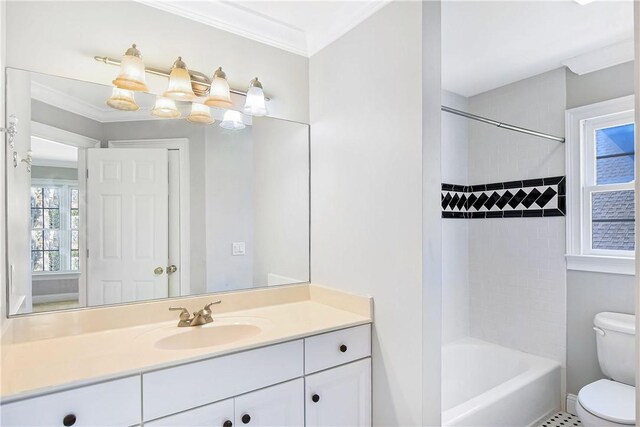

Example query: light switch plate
[232,242,246,256]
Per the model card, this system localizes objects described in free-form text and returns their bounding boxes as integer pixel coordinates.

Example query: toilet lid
[578,379,635,425]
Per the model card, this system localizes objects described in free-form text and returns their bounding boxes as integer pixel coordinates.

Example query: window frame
[566,95,636,275]
[30,178,80,276]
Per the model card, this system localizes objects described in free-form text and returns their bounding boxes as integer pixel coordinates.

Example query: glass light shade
[205,77,232,108]
[112,45,148,92]
[163,58,196,101]
[219,110,245,130]
[242,86,268,116]
[187,103,214,124]
[151,96,181,119]
[106,87,139,111]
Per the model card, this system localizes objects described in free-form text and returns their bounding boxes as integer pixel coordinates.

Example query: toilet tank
[594,312,636,386]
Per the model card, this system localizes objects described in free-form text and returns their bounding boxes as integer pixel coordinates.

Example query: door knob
[166,265,178,274]
[154,267,164,275]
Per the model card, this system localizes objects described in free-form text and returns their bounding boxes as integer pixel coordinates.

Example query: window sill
[566,254,635,275]
[32,272,81,281]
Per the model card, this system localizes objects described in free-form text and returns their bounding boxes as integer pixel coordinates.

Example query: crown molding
[562,39,634,75]
[134,0,308,56]
[133,0,390,58]
[306,1,392,56]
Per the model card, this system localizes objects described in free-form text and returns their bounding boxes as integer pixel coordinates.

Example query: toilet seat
[577,379,635,425]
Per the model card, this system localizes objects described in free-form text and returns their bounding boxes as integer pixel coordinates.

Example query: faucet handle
[204,300,222,311]
[169,306,190,321]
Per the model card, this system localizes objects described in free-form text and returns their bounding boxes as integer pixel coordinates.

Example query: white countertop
[0,285,372,402]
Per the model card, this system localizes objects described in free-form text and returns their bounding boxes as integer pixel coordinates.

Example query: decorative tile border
[441,176,566,219]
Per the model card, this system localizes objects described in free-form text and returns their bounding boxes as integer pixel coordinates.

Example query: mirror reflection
[6,68,310,316]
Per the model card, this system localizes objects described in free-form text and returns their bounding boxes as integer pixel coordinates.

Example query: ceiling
[442,0,634,96]
[135,0,390,57]
[137,0,634,97]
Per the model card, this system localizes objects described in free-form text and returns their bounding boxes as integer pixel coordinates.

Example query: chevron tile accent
[441,176,566,219]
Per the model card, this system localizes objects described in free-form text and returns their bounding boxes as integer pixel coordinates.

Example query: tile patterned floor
[539,412,582,427]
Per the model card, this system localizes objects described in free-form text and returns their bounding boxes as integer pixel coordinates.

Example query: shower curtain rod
[441,106,565,143]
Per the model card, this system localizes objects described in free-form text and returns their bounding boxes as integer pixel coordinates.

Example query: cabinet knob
[223,420,233,427]
[63,414,76,426]
[312,394,320,403]
[241,414,251,424]
[339,344,348,353]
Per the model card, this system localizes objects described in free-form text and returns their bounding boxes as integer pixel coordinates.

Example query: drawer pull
[223,420,233,427]
[241,414,251,424]
[312,394,320,403]
[63,414,77,426]
[339,344,348,353]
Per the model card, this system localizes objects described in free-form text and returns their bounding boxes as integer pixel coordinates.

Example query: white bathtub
[442,338,561,427]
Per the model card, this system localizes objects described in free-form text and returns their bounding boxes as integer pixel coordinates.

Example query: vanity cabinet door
[305,358,371,427]
[145,398,234,427]
[0,376,141,427]
[234,379,303,427]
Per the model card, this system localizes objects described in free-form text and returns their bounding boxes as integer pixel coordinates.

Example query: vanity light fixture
[106,87,139,111]
[13,149,32,172]
[163,57,196,101]
[187,102,214,124]
[242,77,268,117]
[204,67,233,108]
[1,114,18,148]
[151,96,181,119]
[220,110,245,130]
[112,44,149,92]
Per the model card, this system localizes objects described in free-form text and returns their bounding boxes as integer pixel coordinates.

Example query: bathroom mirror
[5,68,310,316]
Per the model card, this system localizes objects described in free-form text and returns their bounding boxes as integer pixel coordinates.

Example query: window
[31,180,79,273]
[566,96,636,275]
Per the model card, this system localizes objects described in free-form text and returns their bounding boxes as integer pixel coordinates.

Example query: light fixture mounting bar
[94,55,271,101]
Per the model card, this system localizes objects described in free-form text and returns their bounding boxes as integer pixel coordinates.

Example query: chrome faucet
[169,301,222,327]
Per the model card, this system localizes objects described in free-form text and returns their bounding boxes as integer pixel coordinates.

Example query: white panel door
[87,148,168,306]
[305,359,372,427]
[234,379,304,427]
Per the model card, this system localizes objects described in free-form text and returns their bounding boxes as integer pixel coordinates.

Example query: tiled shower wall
[467,69,567,365]
[442,69,567,368]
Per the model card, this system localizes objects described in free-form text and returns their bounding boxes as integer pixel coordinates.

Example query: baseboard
[32,292,79,304]
[566,394,577,416]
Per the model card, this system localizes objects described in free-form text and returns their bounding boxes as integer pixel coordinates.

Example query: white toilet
[576,312,636,427]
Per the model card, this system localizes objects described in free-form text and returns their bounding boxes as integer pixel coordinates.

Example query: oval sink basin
[155,323,262,350]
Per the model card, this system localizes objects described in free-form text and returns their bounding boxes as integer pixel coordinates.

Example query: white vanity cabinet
[0,376,141,427]
[1,324,371,427]
[305,359,372,427]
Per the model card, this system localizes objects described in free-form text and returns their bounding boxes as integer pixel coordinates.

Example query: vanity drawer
[304,324,371,374]
[145,398,234,426]
[0,376,141,426]
[143,340,303,421]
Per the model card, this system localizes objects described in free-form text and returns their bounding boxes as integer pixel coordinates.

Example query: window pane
[71,230,79,250]
[44,208,60,229]
[43,188,59,208]
[31,251,43,271]
[31,230,43,250]
[43,251,60,271]
[71,250,79,271]
[31,187,43,208]
[592,190,635,251]
[43,230,59,250]
[71,209,79,229]
[595,123,635,185]
[31,208,43,229]
[71,188,79,209]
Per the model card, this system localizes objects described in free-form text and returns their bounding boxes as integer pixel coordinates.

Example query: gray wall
[31,100,103,142]
[566,271,635,394]
[565,60,635,396]
[310,2,430,425]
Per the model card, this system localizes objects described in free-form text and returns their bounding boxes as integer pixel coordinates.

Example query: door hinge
[86,248,89,258]
[86,169,89,179]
